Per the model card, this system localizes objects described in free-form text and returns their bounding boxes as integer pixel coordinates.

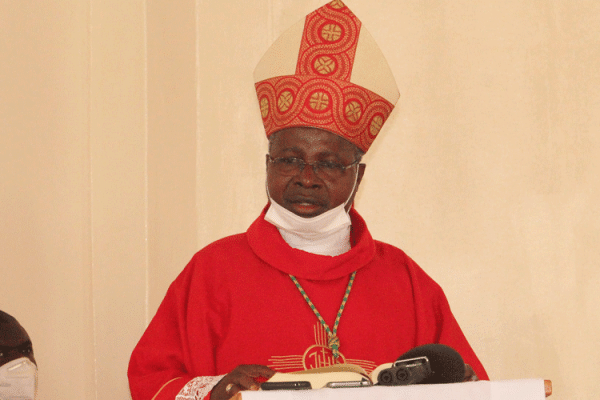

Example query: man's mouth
[291,200,319,206]
[285,197,326,216]
[290,203,321,214]
[287,195,323,206]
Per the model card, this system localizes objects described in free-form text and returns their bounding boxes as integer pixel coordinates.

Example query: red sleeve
[128,266,195,400]
[431,288,489,380]
[403,252,489,381]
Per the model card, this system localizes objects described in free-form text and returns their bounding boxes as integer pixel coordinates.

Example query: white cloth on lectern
[241,380,545,400]
[490,379,546,400]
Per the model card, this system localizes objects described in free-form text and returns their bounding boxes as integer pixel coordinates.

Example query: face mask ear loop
[265,169,283,208]
[266,179,271,201]
[343,165,360,213]
[266,162,273,202]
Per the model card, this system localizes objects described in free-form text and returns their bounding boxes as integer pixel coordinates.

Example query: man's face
[0,320,36,367]
[266,127,365,218]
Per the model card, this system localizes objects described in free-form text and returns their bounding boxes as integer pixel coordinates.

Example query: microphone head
[396,344,465,384]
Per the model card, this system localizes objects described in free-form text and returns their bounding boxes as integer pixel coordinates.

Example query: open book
[261,362,396,390]
[262,345,468,390]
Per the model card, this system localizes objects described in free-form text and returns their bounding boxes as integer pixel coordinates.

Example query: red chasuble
[128,207,488,400]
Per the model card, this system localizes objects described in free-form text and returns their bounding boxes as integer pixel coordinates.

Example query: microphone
[376,344,465,385]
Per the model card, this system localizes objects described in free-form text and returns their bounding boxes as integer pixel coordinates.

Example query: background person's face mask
[0,357,37,400]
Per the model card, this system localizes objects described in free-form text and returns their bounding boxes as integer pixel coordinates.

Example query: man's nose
[297,162,321,186]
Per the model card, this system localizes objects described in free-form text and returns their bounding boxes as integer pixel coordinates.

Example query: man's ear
[356,163,366,188]
[345,163,366,212]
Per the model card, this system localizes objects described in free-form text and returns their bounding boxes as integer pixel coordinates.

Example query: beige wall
[1,1,598,399]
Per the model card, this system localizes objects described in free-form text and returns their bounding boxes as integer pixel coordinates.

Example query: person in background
[0,310,37,400]
[128,2,488,400]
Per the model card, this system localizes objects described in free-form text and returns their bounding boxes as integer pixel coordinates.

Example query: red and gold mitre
[254,0,399,153]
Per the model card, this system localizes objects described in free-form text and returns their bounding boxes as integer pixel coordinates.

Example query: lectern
[237,379,552,400]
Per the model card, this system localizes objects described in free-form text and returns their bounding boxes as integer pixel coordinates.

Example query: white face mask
[266,199,351,236]
[0,357,37,400]
[265,167,359,256]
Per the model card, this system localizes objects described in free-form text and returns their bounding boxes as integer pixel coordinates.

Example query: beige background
[1,0,598,399]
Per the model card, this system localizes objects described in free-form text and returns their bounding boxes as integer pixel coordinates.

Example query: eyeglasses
[267,155,360,180]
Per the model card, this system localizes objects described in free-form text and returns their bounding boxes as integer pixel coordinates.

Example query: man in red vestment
[128,2,488,400]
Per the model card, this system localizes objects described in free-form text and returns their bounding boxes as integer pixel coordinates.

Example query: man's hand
[212,365,275,400]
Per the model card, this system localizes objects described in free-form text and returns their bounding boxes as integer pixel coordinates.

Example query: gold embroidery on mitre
[256,75,394,152]
[314,56,336,75]
[278,91,294,112]
[369,115,384,135]
[329,0,346,10]
[255,0,398,153]
[309,92,330,111]
[260,98,270,118]
[321,23,343,42]
[295,0,359,82]
[345,101,362,123]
